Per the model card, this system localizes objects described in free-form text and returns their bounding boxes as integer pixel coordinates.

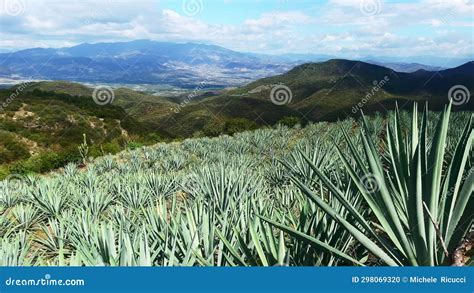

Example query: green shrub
[0,166,8,180]
[127,141,145,150]
[202,120,225,137]
[89,142,122,157]
[277,116,302,128]
[144,132,163,143]
[9,147,81,174]
[224,118,258,135]
[203,118,258,137]
[0,132,30,164]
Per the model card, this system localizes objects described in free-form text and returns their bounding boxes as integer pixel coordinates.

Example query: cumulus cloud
[0,0,472,57]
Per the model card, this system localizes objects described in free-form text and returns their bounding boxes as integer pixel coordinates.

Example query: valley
[1,59,473,178]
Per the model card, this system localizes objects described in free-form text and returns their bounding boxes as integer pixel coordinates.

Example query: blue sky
[0,0,473,57]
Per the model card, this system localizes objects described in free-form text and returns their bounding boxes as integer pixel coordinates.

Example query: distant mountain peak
[0,40,471,88]
[288,59,392,77]
[440,61,474,76]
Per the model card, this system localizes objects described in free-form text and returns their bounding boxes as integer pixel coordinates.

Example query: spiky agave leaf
[278,103,472,266]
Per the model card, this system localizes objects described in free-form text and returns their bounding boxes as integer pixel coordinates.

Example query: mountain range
[0,40,470,88]
[229,59,474,121]
[0,40,291,88]
[1,58,472,176]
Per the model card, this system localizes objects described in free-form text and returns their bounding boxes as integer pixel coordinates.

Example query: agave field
[0,104,472,266]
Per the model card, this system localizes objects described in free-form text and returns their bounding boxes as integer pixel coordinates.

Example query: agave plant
[266,104,472,266]
[0,104,471,266]
[0,231,34,266]
[35,219,69,265]
[72,223,152,266]
[10,203,42,232]
[116,180,151,210]
[29,180,68,217]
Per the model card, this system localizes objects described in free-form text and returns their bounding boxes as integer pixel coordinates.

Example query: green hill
[229,59,474,120]
[0,88,164,177]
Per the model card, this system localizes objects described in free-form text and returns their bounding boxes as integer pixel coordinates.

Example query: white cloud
[244,11,312,28]
[0,0,472,58]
